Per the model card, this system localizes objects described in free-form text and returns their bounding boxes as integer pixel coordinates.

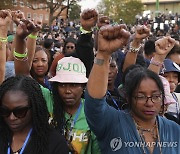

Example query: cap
[7,35,14,43]
[49,56,88,83]
[162,59,180,73]
[159,75,176,105]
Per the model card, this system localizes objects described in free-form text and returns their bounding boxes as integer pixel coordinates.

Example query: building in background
[9,0,67,32]
[142,0,180,16]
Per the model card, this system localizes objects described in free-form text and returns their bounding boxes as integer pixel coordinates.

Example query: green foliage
[97,0,143,25]
[69,2,81,20]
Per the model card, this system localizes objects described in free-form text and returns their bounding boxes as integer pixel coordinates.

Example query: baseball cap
[161,59,180,73]
[49,56,88,83]
[160,59,180,82]
[159,75,176,105]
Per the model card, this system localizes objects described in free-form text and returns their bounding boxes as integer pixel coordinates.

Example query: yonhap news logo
[110,137,178,151]
[110,137,122,151]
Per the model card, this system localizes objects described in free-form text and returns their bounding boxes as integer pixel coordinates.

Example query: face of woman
[162,72,178,93]
[65,42,75,54]
[131,78,162,122]
[57,83,83,108]
[32,50,49,77]
[0,90,32,132]
[108,60,118,85]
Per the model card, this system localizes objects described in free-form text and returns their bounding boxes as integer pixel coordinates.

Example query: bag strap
[174,93,180,110]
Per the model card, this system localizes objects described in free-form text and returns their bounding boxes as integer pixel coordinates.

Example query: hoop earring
[121,103,131,114]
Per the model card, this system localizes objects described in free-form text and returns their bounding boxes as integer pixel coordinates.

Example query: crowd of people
[0,8,179,154]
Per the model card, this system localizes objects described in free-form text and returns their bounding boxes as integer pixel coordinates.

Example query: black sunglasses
[66,46,74,49]
[0,106,31,118]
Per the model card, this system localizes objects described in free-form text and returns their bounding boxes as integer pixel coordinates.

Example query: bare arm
[148,36,175,74]
[0,10,12,84]
[27,19,42,68]
[14,19,35,76]
[122,25,150,72]
[87,25,130,98]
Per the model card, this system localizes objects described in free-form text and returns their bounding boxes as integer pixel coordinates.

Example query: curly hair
[0,75,50,154]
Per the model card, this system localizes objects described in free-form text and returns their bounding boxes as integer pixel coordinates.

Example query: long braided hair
[51,82,65,133]
[51,82,79,154]
[0,75,50,154]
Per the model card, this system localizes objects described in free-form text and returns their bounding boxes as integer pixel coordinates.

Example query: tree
[69,1,81,20]
[26,0,81,25]
[0,0,14,10]
[97,0,143,25]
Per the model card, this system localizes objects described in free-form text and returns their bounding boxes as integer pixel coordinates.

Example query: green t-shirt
[40,86,100,153]
[65,99,101,154]
[40,85,54,117]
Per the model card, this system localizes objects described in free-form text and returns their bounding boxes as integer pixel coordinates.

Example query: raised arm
[122,25,150,72]
[14,18,35,75]
[76,9,98,77]
[148,36,175,74]
[0,10,12,84]
[87,25,130,98]
[26,19,42,68]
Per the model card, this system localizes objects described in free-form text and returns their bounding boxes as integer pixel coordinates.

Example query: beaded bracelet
[150,57,163,67]
[129,42,142,53]
[28,34,37,39]
[150,57,165,73]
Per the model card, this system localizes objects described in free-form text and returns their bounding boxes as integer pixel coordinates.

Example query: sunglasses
[66,46,74,49]
[0,106,31,118]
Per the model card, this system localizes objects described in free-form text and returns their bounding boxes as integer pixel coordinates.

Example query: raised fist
[155,36,175,56]
[11,10,25,26]
[97,16,110,29]
[80,9,98,31]
[0,10,12,27]
[98,24,130,55]
[134,25,150,40]
[16,19,36,39]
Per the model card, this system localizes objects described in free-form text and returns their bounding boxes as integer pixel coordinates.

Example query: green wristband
[14,50,28,58]
[0,37,8,43]
[28,34,37,39]
[80,26,92,34]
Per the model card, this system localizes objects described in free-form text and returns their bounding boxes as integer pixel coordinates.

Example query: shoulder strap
[174,93,180,109]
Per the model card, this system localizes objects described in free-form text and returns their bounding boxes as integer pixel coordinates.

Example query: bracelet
[150,57,165,73]
[14,55,28,61]
[94,58,104,65]
[150,57,163,67]
[80,26,92,34]
[129,42,142,53]
[14,50,28,58]
[28,34,37,39]
[0,37,8,43]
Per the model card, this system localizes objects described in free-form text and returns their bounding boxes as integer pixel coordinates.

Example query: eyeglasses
[0,106,31,118]
[134,94,162,104]
[66,46,74,49]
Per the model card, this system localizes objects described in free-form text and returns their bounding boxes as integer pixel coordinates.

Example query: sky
[79,0,101,11]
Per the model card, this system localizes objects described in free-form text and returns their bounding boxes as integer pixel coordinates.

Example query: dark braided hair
[0,75,50,154]
[51,82,81,154]
[51,82,65,133]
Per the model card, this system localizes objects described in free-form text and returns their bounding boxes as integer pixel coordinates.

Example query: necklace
[132,116,162,154]
[136,121,157,141]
